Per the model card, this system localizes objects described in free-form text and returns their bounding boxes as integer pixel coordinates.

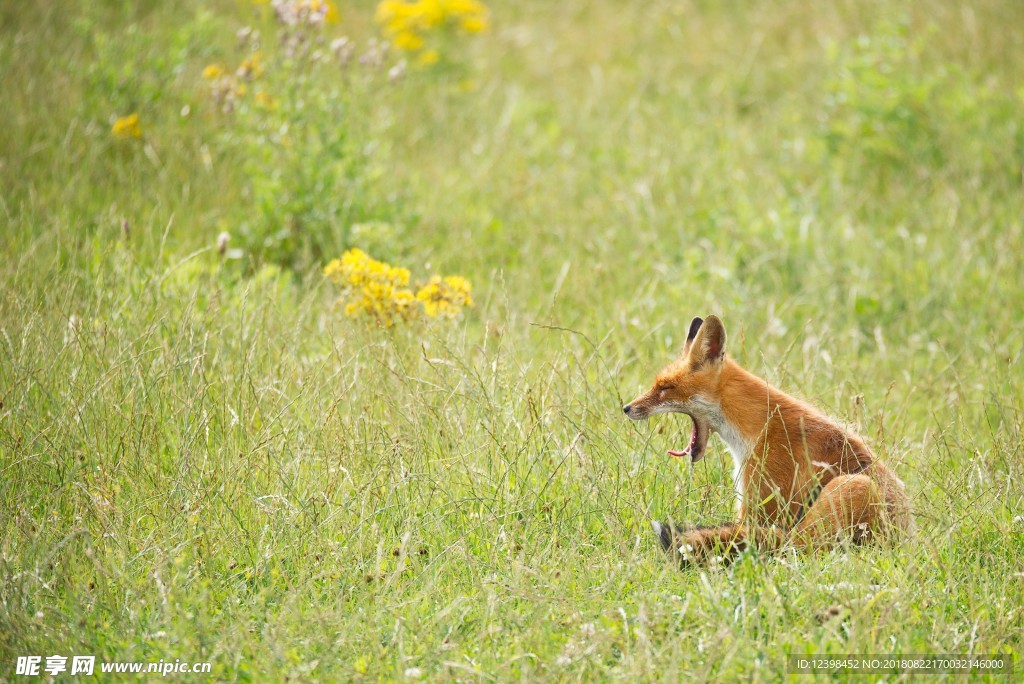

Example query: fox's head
[622,315,728,462]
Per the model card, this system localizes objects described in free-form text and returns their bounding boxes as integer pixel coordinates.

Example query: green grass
[2,0,1023,680]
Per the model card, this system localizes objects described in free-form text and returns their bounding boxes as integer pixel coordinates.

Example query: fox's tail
[652,519,786,566]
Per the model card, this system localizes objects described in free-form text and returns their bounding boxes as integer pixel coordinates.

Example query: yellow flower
[376,0,421,29]
[254,91,276,109]
[445,0,489,32]
[325,1,340,23]
[237,52,263,79]
[418,0,445,28]
[393,30,425,52]
[460,15,488,33]
[323,257,344,279]
[416,48,440,66]
[416,274,473,318]
[111,113,142,139]
[203,63,226,79]
[311,0,340,23]
[445,0,486,13]
[443,275,473,298]
[375,0,489,62]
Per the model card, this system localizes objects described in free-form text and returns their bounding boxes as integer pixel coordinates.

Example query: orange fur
[625,315,912,565]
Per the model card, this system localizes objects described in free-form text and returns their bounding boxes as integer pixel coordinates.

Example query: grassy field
[2,0,1023,680]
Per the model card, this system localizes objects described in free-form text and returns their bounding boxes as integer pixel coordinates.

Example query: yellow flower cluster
[325,248,415,323]
[416,275,474,317]
[375,0,489,64]
[111,113,142,139]
[324,248,473,326]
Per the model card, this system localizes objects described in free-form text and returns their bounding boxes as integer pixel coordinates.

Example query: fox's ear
[689,315,726,368]
[683,316,704,354]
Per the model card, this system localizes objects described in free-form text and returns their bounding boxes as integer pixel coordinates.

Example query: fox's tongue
[667,424,699,459]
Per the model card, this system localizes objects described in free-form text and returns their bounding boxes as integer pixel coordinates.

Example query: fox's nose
[623,404,632,415]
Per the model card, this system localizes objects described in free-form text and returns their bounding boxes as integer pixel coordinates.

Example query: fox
[623,315,912,565]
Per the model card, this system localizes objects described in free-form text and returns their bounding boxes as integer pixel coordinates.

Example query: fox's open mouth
[667,415,709,462]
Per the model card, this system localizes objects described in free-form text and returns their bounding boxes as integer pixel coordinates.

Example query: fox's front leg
[653,520,785,566]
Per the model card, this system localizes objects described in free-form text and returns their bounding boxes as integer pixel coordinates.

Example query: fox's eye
[656,384,673,392]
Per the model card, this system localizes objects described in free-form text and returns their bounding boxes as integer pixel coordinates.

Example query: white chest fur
[688,396,752,510]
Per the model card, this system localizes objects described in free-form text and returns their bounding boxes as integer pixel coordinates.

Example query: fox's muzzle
[623,402,649,420]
